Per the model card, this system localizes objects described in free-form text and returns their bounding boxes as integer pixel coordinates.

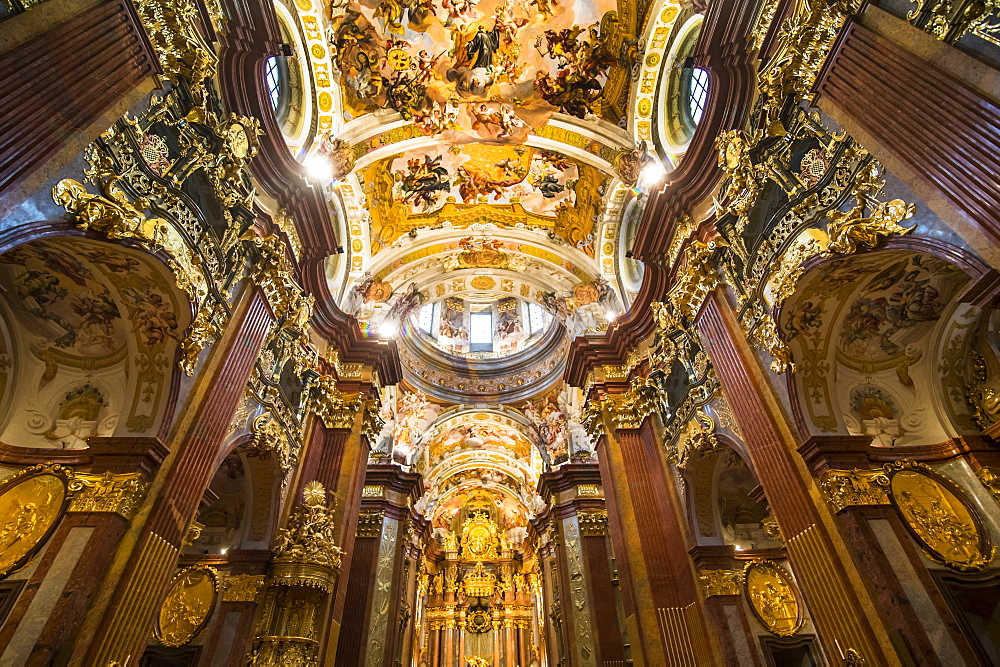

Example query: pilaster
[695,288,902,665]
[594,408,718,666]
[334,463,423,667]
[81,285,274,666]
[537,463,625,666]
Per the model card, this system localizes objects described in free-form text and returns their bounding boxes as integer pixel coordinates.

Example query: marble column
[0,0,160,210]
[82,286,274,666]
[695,288,902,664]
[334,462,422,667]
[537,463,626,666]
[594,408,719,666]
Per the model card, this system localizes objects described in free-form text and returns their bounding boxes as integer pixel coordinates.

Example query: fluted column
[695,288,901,664]
[594,406,719,666]
[82,286,273,666]
[0,0,159,209]
[293,371,381,662]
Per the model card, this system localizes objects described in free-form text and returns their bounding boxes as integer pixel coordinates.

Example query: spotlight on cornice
[605,308,619,321]
[380,321,398,338]
[304,154,332,183]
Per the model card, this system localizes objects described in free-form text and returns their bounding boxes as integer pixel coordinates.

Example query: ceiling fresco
[0,238,188,449]
[425,416,535,461]
[358,144,606,255]
[328,0,637,129]
[780,251,973,446]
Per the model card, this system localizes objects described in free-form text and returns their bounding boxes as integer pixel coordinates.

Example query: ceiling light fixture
[638,159,667,190]
[304,154,332,183]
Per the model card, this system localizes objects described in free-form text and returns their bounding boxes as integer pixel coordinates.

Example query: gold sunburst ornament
[302,480,327,506]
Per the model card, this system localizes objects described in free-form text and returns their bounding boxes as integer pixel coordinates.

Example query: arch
[0,234,192,449]
[780,246,985,447]
[681,434,780,551]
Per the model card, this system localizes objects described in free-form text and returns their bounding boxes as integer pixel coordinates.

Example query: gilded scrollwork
[306,375,362,429]
[757,0,856,116]
[246,413,299,477]
[666,241,720,322]
[576,510,608,536]
[136,0,218,90]
[579,399,605,441]
[221,574,265,602]
[977,466,1000,503]
[714,130,764,231]
[670,410,718,469]
[603,375,666,430]
[362,400,386,446]
[825,199,916,255]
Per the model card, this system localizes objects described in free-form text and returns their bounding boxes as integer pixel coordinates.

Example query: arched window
[686,67,709,126]
[265,57,283,110]
[657,15,704,155]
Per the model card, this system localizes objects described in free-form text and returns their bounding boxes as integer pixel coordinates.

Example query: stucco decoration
[0,238,189,448]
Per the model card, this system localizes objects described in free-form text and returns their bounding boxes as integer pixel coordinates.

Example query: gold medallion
[0,465,72,578]
[743,560,802,636]
[155,566,219,646]
[886,460,995,571]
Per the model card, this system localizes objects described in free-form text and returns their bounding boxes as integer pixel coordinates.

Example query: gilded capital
[577,510,608,536]
[603,376,664,431]
[818,468,890,513]
[221,574,265,602]
[699,569,742,597]
[68,472,148,519]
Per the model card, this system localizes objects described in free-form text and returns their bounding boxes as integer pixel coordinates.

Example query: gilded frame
[154,565,220,647]
[884,460,995,572]
[743,560,804,637]
[0,463,75,579]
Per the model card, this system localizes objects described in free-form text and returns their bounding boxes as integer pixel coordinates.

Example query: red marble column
[302,415,373,663]
[798,437,987,664]
[79,286,274,665]
[695,289,900,664]
[197,550,270,667]
[690,545,764,666]
[0,0,158,207]
[537,463,626,665]
[815,14,1000,251]
[596,413,717,665]
[333,463,422,667]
